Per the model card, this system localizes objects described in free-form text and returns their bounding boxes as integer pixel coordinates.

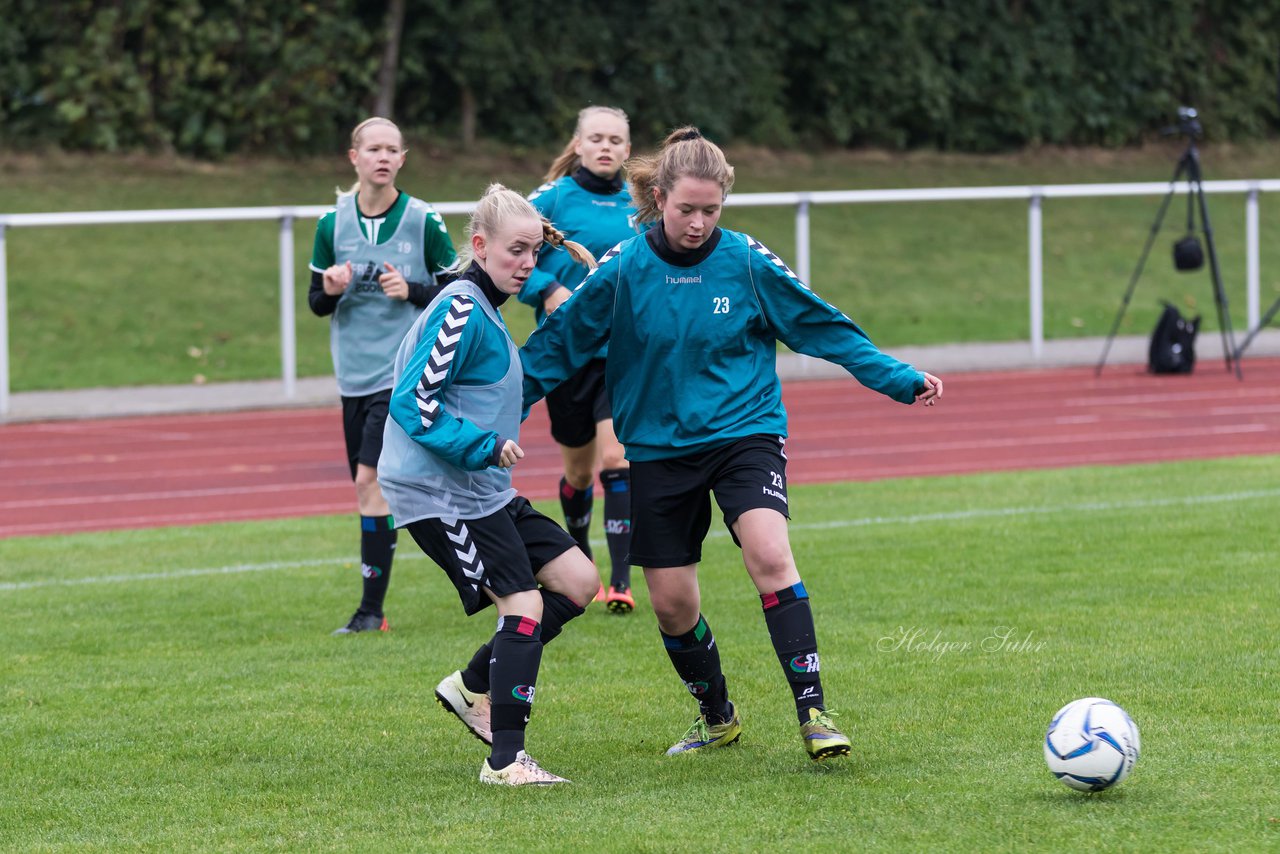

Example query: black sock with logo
[600,468,632,589]
[488,616,543,770]
[762,582,825,722]
[358,515,396,615]
[661,614,731,723]
[559,477,594,561]
[460,589,585,693]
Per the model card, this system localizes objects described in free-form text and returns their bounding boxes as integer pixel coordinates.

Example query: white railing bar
[4,181,1280,228]
[0,201,478,228]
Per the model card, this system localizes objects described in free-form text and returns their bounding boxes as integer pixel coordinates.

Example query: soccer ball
[1043,697,1140,792]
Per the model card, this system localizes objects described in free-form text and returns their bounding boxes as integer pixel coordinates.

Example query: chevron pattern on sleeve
[416,296,474,430]
[747,238,808,290]
[576,241,624,289]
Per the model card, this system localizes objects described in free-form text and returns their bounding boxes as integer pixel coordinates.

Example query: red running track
[4,359,1280,539]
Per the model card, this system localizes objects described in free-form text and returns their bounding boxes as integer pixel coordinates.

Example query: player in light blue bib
[381,185,599,786]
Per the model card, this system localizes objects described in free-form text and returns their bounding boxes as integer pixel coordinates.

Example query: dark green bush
[1,0,1275,156]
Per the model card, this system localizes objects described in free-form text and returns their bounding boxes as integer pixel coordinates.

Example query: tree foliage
[1,0,1276,156]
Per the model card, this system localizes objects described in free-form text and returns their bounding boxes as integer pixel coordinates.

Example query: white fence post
[1029,191,1044,361]
[1247,185,1260,332]
[0,223,7,419]
[795,196,811,283]
[279,214,297,399]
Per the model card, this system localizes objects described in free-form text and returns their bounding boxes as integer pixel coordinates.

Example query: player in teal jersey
[520,106,639,614]
[380,185,599,785]
[308,117,457,635]
[521,128,943,763]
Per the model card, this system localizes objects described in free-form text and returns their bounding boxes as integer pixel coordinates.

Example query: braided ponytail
[542,219,598,270]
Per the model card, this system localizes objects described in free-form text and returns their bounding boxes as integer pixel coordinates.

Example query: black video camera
[1163,105,1203,139]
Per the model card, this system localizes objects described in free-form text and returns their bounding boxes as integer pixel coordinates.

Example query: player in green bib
[308,117,457,635]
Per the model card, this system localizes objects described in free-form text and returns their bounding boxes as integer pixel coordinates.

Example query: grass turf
[2,456,1277,851]
[2,142,1279,391]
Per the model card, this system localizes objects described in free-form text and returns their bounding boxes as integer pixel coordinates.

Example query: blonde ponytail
[542,220,598,270]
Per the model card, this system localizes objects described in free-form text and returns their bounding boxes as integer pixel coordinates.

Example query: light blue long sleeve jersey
[518,174,638,357]
[379,276,522,524]
[520,228,925,462]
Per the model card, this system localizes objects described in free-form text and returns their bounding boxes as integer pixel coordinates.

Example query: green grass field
[3,457,1277,852]
[3,142,1280,392]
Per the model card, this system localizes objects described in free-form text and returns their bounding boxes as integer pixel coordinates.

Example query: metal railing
[2,180,1278,419]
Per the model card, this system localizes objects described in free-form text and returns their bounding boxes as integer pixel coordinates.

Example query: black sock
[488,616,543,769]
[559,477,594,561]
[762,581,825,723]
[461,642,492,694]
[600,468,632,589]
[358,515,396,615]
[538,589,587,645]
[661,614,731,723]
[461,590,585,693]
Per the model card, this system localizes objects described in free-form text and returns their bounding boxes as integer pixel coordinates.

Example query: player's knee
[566,554,600,605]
[561,460,594,488]
[745,545,797,588]
[650,594,697,632]
[599,447,628,471]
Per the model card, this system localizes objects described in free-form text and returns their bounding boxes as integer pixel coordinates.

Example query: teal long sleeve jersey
[520,227,926,462]
[518,170,638,362]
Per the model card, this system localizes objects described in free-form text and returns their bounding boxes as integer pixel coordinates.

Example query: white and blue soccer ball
[1043,697,1140,792]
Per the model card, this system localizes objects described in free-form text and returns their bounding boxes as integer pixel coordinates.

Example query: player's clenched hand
[323,261,353,296]
[496,439,525,468]
[379,262,409,300]
[542,285,571,314]
[915,372,943,406]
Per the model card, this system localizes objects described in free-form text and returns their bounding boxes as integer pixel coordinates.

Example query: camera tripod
[1096,112,1241,378]
[1234,270,1280,361]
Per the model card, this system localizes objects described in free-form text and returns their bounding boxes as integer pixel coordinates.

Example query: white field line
[5,487,1279,592]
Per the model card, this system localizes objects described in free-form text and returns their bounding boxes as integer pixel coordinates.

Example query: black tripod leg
[1096,158,1187,376]
[1234,296,1280,361]
[1189,160,1242,379]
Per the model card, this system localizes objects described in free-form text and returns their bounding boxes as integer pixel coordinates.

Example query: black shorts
[404,497,578,616]
[628,434,790,568]
[341,389,392,479]
[546,359,611,448]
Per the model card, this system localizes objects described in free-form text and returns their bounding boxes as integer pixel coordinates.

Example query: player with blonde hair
[308,117,457,635]
[520,106,640,613]
[380,184,598,785]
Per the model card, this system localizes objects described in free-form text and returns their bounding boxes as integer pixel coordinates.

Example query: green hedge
[2,0,1276,156]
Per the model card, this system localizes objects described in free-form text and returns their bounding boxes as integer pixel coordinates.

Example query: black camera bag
[1148,301,1200,374]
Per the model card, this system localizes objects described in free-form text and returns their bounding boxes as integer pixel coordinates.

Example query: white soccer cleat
[478,751,570,786]
[434,670,493,745]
